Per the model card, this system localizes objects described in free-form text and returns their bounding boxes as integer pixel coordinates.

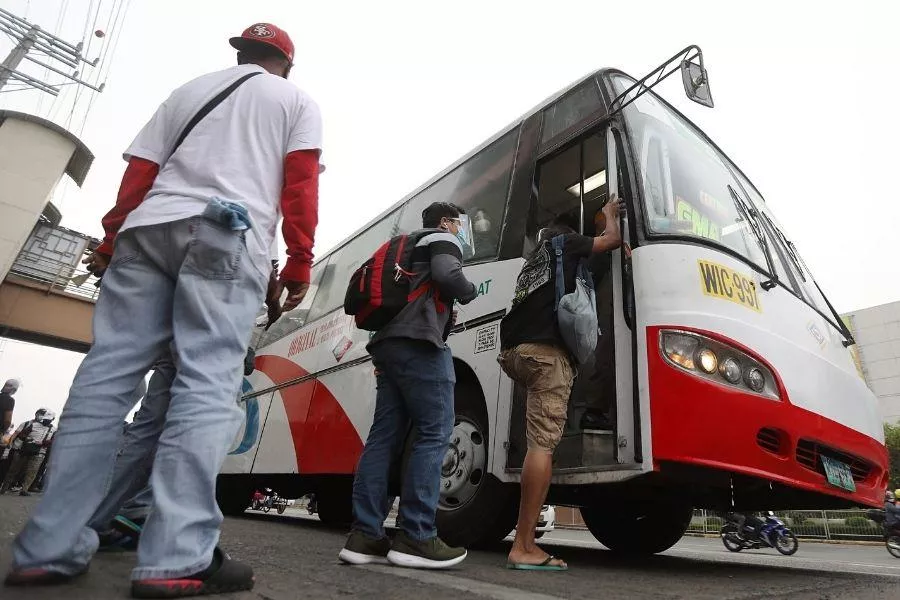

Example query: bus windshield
[611,76,771,275]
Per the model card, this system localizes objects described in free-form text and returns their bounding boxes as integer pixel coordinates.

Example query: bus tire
[434,398,518,549]
[216,476,254,517]
[581,500,692,555]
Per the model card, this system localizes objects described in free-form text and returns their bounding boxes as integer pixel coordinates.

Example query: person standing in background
[5,23,322,599]
[0,379,19,432]
[0,409,55,496]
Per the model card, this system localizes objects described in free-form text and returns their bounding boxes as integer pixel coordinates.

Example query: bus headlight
[660,330,780,400]
[720,357,742,384]
[697,348,718,374]
[745,368,766,393]
[662,333,697,370]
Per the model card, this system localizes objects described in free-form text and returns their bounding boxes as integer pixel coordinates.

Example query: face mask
[455,214,475,256]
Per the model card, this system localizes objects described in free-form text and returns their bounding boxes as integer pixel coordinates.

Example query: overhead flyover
[0,110,98,353]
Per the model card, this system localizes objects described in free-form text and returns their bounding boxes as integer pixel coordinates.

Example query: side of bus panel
[221,259,525,481]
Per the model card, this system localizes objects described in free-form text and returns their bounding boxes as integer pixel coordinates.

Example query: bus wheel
[435,405,518,548]
[581,500,693,555]
[216,476,254,517]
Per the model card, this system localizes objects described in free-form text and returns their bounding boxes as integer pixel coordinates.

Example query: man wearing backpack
[5,23,321,598]
[340,202,477,569]
[498,195,624,571]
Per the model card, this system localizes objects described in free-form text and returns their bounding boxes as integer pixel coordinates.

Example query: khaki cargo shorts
[498,342,574,452]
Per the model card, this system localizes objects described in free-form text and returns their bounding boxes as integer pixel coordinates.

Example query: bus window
[528,143,581,250]
[611,75,770,275]
[306,209,402,323]
[395,128,519,262]
[525,130,610,255]
[257,259,328,346]
[541,79,603,146]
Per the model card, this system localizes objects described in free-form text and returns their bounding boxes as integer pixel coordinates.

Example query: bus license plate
[697,260,761,313]
[821,455,856,492]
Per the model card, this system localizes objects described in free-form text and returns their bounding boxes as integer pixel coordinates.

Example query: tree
[884,423,900,491]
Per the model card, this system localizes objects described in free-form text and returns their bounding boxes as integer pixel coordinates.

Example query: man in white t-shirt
[6,23,321,597]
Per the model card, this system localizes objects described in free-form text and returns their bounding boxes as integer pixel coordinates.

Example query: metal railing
[687,508,883,540]
[7,249,100,302]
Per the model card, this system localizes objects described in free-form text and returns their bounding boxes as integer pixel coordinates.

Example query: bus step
[553,430,617,469]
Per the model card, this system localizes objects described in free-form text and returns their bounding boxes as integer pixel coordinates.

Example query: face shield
[456,214,476,260]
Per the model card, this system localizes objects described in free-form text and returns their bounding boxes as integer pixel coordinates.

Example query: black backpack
[344,230,435,331]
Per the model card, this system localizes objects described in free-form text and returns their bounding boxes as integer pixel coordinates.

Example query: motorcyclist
[730,511,767,542]
[885,491,900,537]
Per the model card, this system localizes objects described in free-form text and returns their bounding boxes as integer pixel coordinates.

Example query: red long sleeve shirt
[95,157,160,257]
[279,149,320,284]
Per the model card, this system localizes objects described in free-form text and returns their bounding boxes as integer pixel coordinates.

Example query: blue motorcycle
[720,512,799,555]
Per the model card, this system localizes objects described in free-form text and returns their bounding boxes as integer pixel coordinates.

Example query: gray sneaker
[339,531,391,565]
[387,531,467,569]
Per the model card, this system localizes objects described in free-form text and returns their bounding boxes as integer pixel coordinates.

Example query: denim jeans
[89,358,176,529]
[10,217,266,580]
[351,339,455,541]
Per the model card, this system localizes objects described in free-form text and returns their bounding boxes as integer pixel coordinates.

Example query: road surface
[2,495,899,599]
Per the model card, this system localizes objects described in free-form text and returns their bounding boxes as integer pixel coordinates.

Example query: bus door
[506,127,638,471]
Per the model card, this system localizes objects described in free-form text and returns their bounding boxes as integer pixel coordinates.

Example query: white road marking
[542,532,900,577]
[360,564,566,600]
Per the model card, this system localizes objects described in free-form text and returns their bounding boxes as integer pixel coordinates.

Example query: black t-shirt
[0,391,14,420]
[500,233,593,351]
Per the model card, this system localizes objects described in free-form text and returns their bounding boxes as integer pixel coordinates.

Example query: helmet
[894,489,900,499]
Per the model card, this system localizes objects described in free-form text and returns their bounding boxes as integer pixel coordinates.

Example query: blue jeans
[351,339,456,541]
[90,358,176,529]
[10,217,266,580]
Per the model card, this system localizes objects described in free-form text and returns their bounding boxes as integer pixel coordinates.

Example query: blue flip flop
[506,555,568,571]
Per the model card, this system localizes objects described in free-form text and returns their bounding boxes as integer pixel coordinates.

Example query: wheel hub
[439,418,486,511]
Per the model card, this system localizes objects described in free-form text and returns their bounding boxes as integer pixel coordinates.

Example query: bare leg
[507,449,565,567]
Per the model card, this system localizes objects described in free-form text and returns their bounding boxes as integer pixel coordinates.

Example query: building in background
[842,301,900,424]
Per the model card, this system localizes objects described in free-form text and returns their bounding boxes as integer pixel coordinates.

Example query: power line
[38,0,70,117]
[64,0,102,127]
[79,0,131,136]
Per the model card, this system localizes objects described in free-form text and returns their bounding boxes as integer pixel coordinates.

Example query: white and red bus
[218,47,887,554]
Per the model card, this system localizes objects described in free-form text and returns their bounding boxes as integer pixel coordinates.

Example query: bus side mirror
[681,59,714,108]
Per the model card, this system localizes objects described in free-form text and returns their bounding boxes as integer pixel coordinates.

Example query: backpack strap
[170,71,262,157]
[552,235,565,312]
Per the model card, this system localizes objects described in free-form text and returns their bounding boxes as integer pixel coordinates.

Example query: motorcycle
[866,508,900,559]
[251,490,274,513]
[720,512,799,555]
[271,494,288,515]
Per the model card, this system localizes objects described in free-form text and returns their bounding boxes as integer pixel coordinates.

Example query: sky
[0,0,898,424]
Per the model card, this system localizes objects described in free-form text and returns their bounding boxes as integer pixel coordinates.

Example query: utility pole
[0,7,104,96]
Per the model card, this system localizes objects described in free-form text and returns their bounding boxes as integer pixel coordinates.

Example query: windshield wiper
[760,213,806,282]
[728,185,777,291]
[761,218,856,348]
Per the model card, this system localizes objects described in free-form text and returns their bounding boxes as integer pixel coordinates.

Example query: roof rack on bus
[609,45,713,115]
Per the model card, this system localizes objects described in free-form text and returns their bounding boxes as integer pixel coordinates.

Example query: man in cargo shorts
[498,195,623,570]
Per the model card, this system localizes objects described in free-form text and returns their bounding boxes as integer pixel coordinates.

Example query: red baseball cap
[229,23,294,64]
